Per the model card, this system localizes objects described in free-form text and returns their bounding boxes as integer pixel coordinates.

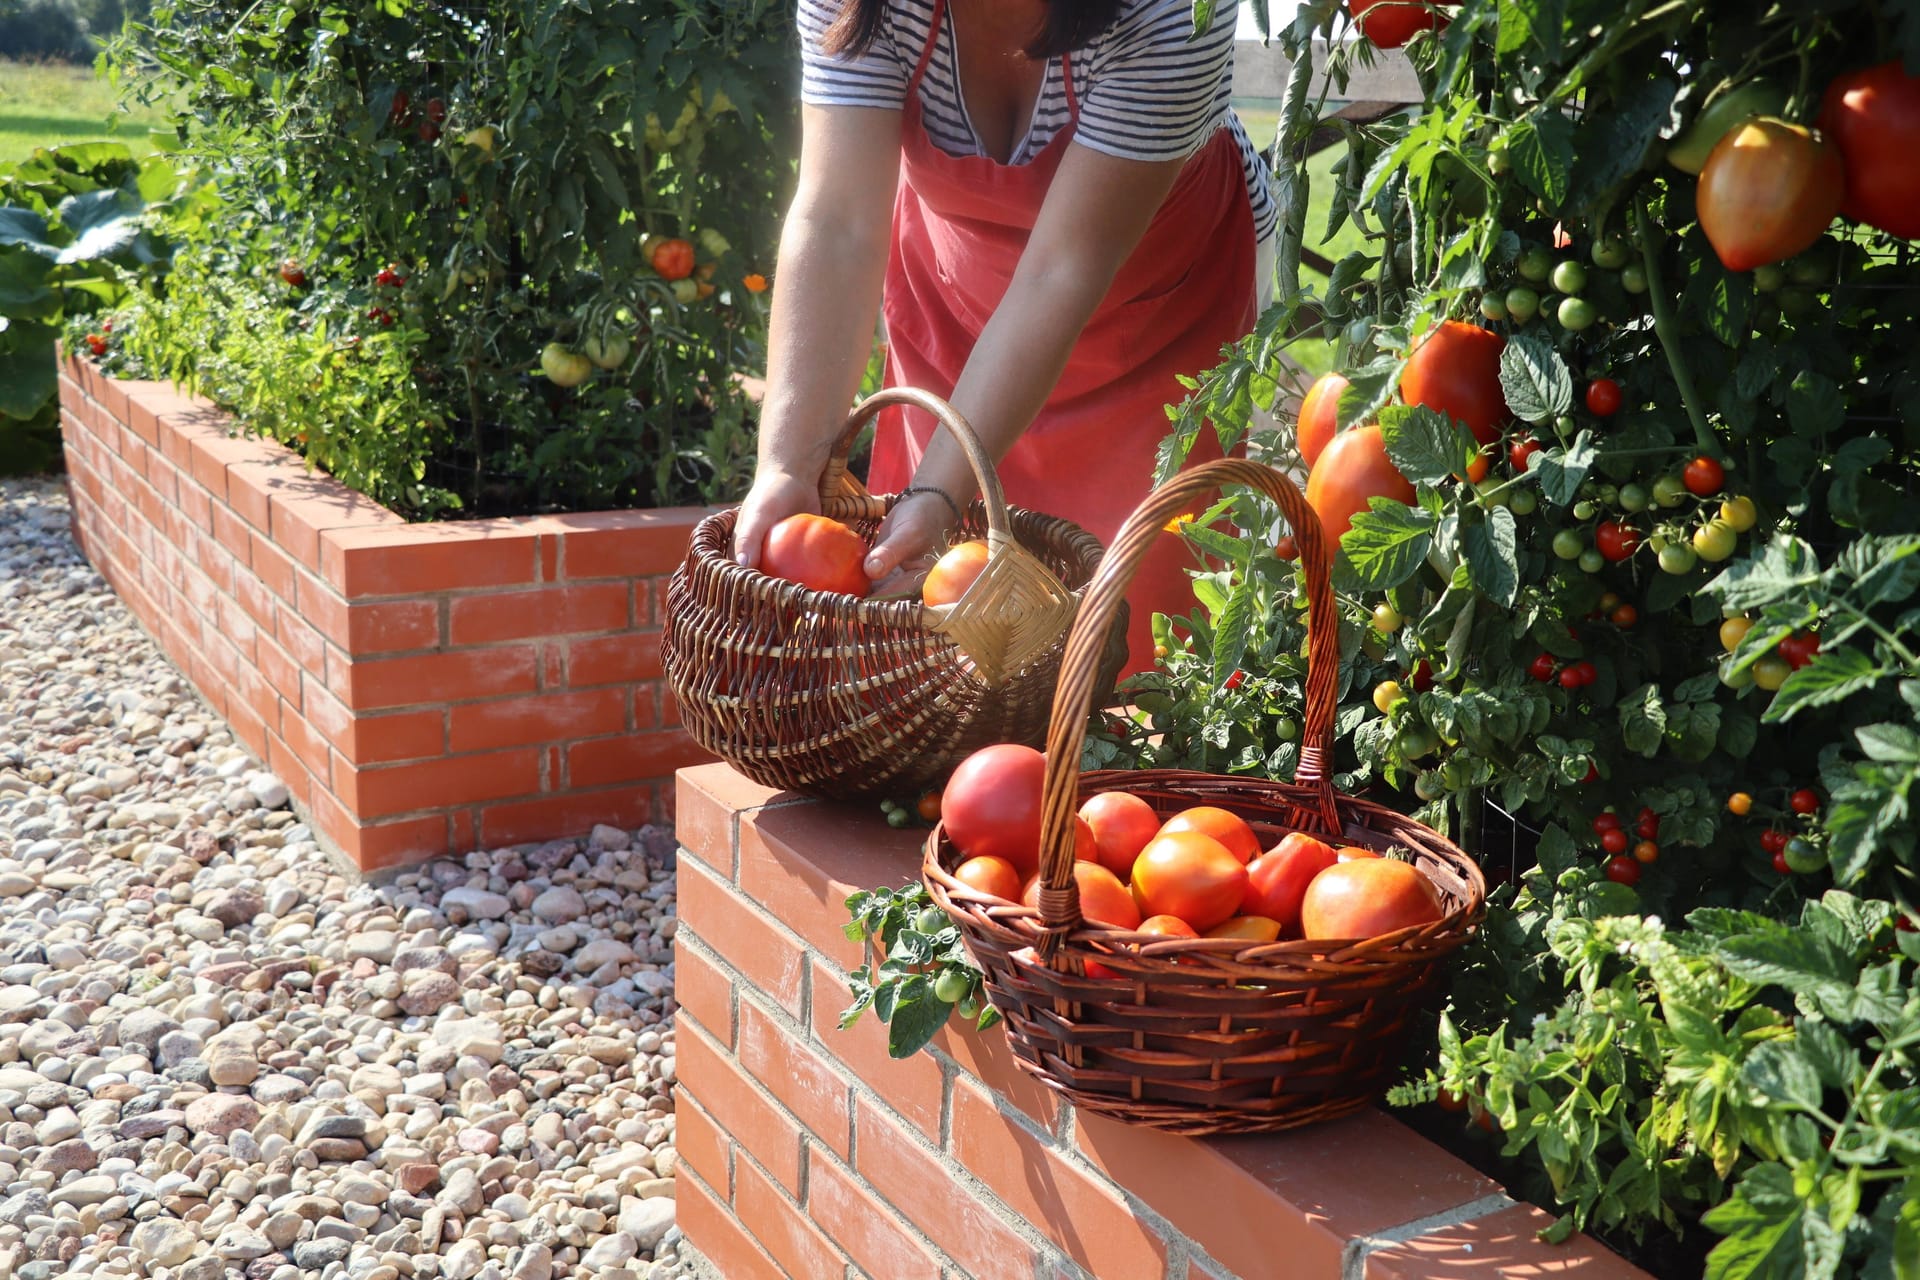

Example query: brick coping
[671,761,1651,1279]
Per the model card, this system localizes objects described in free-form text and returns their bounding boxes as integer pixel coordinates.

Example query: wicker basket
[922,458,1487,1136]
[663,387,1123,801]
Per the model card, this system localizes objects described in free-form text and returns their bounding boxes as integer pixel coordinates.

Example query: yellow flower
[1163,513,1196,534]
[742,272,768,294]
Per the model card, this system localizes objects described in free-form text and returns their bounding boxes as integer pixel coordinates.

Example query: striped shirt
[797,0,1278,242]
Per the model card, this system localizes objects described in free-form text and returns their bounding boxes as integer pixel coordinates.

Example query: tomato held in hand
[1078,791,1162,880]
[1158,806,1263,865]
[1697,119,1845,271]
[943,744,1046,871]
[1305,424,1417,552]
[761,514,871,596]
[1296,372,1349,467]
[1818,61,1920,239]
[1350,0,1446,48]
[650,237,697,281]
[1242,833,1339,933]
[1300,858,1443,940]
[1400,320,1508,443]
[922,540,989,607]
[1130,832,1250,933]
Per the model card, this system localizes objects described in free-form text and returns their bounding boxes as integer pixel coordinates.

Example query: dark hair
[821,0,1128,60]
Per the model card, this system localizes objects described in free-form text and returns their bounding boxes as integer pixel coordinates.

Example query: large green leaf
[1334,500,1435,593]
[1498,328,1572,424]
[0,323,58,419]
[1703,1163,1844,1280]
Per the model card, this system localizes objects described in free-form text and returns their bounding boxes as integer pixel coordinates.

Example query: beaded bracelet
[897,484,965,527]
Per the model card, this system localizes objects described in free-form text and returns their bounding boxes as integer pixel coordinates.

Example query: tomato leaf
[1380,404,1469,486]
[1743,1041,1824,1111]
[1719,707,1759,760]
[1498,328,1573,424]
[1506,110,1574,206]
[1702,537,1823,612]
[1703,1163,1844,1280]
[1211,579,1253,692]
[1619,683,1667,757]
[1463,507,1520,607]
[885,989,955,1059]
[1683,253,1753,347]
[1762,649,1886,724]
[1334,500,1435,593]
[1533,431,1597,509]
[1786,372,1845,438]
[1336,358,1400,431]
[1569,71,1676,208]
[1667,702,1721,764]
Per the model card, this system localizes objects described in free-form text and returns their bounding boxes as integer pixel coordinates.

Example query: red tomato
[1595,520,1641,562]
[1350,0,1447,49]
[1305,425,1417,554]
[1400,320,1508,444]
[1300,858,1442,940]
[1779,631,1821,669]
[1818,61,1920,238]
[1683,455,1726,497]
[1508,435,1542,473]
[943,744,1046,871]
[1138,914,1199,939]
[1078,791,1161,880]
[1569,660,1598,687]
[1158,806,1262,865]
[1790,788,1820,815]
[651,237,697,281]
[1242,833,1339,933]
[760,514,870,596]
[922,540,988,607]
[1528,653,1558,683]
[1297,372,1349,468]
[1409,660,1435,693]
[1605,856,1642,886]
[1760,829,1789,855]
[278,260,308,288]
[1070,816,1099,863]
[1204,916,1284,943]
[1585,378,1622,417]
[1697,119,1845,271]
[1594,812,1622,833]
[1633,840,1660,864]
[1130,832,1250,933]
[1274,534,1300,562]
[1601,828,1629,855]
[952,856,1022,902]
[1463,450,1491,485]
[1772,851,1792,875]
[1020,862,1140,931]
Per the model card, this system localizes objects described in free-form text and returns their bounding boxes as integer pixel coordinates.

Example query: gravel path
[0,477,690,1280]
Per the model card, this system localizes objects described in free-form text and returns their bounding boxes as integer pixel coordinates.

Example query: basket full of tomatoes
[664,387,1123,801]
[922,458,1486,1135]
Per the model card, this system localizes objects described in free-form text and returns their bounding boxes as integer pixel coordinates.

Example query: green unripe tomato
[1618,483,1650,513]
[1414,770,1447,801]
[1552,529,1585,560]
[1619,262,1648,294]
[933,967,972,1003]
[1551,260,1588,294]
[1487,135,1511,175]
[1505,286,1541,322]
[1753,262,1786,293]
[1781,837,1827,874]
[1273,715,1300,741]
[1361,630,1388,661]
[1480,292,1508,322]
[1507,488,1538,516]
[915,906,947,934]
[1719,656,1754,689]
[1788,239,1837,286]
[1572,500,1597,521]
[1667,78,1788,173]
[1397,725,1440,760]
[888,808,912,828]
[1475,479,1509,508]
[1557,296,1598,331]
[1578,548,1606,573]
[1346,316,1373,350]
[1556,415,1578,435]
[1372,603,1405,632]
[1595,484,1619,504]
[1779,288,1818,321]
[1657,542,1699,574]
[1591,235,1632,269]
[1652,474,1688,508]
[1517,245,1554,283]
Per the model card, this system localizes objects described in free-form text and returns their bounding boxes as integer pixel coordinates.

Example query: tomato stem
[1631,195,1724,461]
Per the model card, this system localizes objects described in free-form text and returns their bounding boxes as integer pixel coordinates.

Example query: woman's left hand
[863,491,955,597]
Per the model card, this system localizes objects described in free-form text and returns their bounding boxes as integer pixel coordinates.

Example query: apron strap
[908,0,945,94]
[1060,52,1078,120]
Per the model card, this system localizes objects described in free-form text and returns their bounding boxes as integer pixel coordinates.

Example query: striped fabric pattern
[796,0,1279,241]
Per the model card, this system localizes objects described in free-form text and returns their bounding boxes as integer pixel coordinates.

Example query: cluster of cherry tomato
[385,89,449,143]
[878,790,944,830]
[1594,806,1662,885]
[361,262,410,327]
[1728,787,1827,874]
[1528,653,1599,691]
[1719,615,1822,692]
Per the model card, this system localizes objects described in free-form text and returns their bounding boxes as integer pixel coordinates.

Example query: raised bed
[671,761,1652,1280]
[56,354,713,871]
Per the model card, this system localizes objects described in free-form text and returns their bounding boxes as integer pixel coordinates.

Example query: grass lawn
[0,58,166,166]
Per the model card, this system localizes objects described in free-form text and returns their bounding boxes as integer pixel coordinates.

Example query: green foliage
[841,883,999,1060]
[107,0,795,518]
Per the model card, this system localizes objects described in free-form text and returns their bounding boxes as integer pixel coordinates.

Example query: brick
[537,535,558,583]
[933,1010,1062,1135]
[211,504,252,570]
[279,706,332,782]
[673,938,736,1048]
[344,599,441,654]
[565,731,711,789]
[738,999,851,1159]
[673,763,810,876]
[276,607,329,679]
[733,1149,847,1280]
[560,511,703,579]
[741,802,925,970]
[677,1169,783,1280]
[255,634,302,704]
[448,688,627,752]
[311,789,449,873]
[185,431,282,503]
[224,461,279,531]
[448,584,630,645]
[950,1079,1166,1280]
[1073,1108,1504,1280]
[674,1087,731,1201]
[476,788,653,849]
[677,1016,803,1194]
[234,564,275,631]
[319,523,540,597]
[564,632,662,686]
[1363,1203,1652,1279]
[336,749,541,820]
[806,1148,942,1280]
[270,485,403,570]
[854,1096,1040,1280]
[680,861,807,1017]
[249,531,297,604]
[343,647,539,711]
[809,958,944,1141]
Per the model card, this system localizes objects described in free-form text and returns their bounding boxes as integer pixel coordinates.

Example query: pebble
[0,480,686,1280]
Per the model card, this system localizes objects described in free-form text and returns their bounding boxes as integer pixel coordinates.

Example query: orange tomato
[761,514,870,596]
[1203,916,1283,943]
[1079,791,1161,880]
[1399,320,1508,444]
[1024,861,1141,930]
[922,540,989,607]
[1157,806,1262,865]
[1130,831,1249,933]
[1071,816,1099,864]
[1305,425,1417,555]
[1137,915,1199,939]
[1296,371,1349,467]
[1335,845,1382,861]
[1300,858,1442,941]
[915,790,942,823]
[1242,832,1339,933]
[952,855,1022,902]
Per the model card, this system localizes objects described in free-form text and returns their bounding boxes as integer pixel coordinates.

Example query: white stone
[440,887,510,920]
[132,1217,200,1266]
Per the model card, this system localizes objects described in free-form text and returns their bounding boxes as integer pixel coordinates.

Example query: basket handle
[817,388,1014,546]
[1031,459,1343,949]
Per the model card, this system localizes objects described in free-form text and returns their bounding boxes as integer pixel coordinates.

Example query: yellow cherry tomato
[1727,791,1753,815]
[1719,495,1758,532]
[1720,616,1754,652]
[1752,655,1792,691]
[1373,680,1404,714]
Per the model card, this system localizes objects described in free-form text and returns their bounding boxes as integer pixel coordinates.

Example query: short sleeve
[1074,0,1236,163]
[799,0,910,111]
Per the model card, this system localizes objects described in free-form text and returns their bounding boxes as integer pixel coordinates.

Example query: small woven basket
[922,458,1487,1136]
[663,387,1122,801]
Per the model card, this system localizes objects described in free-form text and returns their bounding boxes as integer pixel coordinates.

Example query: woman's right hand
[732,469,821,568]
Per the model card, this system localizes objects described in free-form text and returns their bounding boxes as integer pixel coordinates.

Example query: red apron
[868,0,1258,676]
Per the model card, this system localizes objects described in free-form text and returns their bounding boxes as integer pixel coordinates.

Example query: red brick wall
[57,355,713,871]
[671,762,1653,1280]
